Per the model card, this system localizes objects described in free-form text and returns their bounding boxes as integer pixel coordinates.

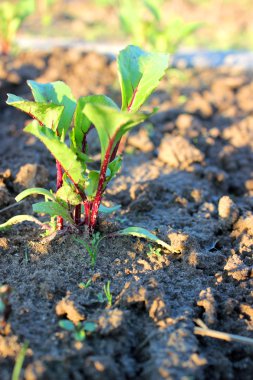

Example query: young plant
[0,0,35,55]
[0,45,168,237]
[59,319,97,341]
[97,280,112,306]
[78,278,92,289]
[147,244,162,258]
[103,281,112,307]
[74,232,102,268]
[11,341,29,380]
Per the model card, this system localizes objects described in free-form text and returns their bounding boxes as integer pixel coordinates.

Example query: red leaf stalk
[74,204,81,225]
[89,137,115,231]
[56,160,63,230]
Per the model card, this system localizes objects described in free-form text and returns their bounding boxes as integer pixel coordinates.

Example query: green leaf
[99,204,121,214]
[116,227,171,250]
[83,103,147,160]
[32,201,74,224]
[6,94,64,132]
[0,300,5,314]
[117,45,168,112]
[73,329,86,341]
[59,320,75,331]
[144,0,161,21]
[56,185,82,206]
[0,215,43,231]
[85,170,100,199]
[24,122,85,185]
[27,80,76,138]
[108,156,122,180]
[83,321,97,332]
[17,0,35,19]
[15,187,55,202]
[73,95,119,152]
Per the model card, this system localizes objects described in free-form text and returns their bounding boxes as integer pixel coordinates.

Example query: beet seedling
[1,45,169,240]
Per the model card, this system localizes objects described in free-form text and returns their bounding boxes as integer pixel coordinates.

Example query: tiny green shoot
[147,244,162,258]
[74,232,102,268]
[59,319,97,341]
[103,281,112,307]
[78,278,92,289]
[11,340,29,380]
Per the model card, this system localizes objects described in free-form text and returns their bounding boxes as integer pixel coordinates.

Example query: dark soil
[0,49,253,380]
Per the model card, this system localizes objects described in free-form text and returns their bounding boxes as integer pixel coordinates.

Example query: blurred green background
[1,0,253,55]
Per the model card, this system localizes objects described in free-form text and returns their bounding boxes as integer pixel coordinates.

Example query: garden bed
[0,48,253,380]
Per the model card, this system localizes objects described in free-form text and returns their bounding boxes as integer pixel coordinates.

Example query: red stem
[110,141,120,163]
[109,87,138,161]
[56,160,63,230]
[89,137,115,231]
[86,86,139,232]
[84,201,91,225]
[74,204,81,225]
[127,86,138,112]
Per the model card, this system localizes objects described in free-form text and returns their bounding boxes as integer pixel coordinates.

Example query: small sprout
[147,244,162,258]
[11,340,29,380]
[103,281,112,307]
[59,319,97,341]
[74,232,102,268]
[78,279,92,289]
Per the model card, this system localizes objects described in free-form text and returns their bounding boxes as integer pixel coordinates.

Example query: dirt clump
[158,135,204,168]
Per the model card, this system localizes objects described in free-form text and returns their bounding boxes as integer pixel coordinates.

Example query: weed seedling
[97,281,112,306]
[11,341,29,380]
[147,244,162,258]
[74,232,102,268]
[59,319,97,341]
[103,281,113,307]
[78,278,92,289]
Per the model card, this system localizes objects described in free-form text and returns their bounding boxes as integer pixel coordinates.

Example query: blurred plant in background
[3,0,253,53]
[37,0,59,27]
[119,0,202,53]
[0,0,35,55]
